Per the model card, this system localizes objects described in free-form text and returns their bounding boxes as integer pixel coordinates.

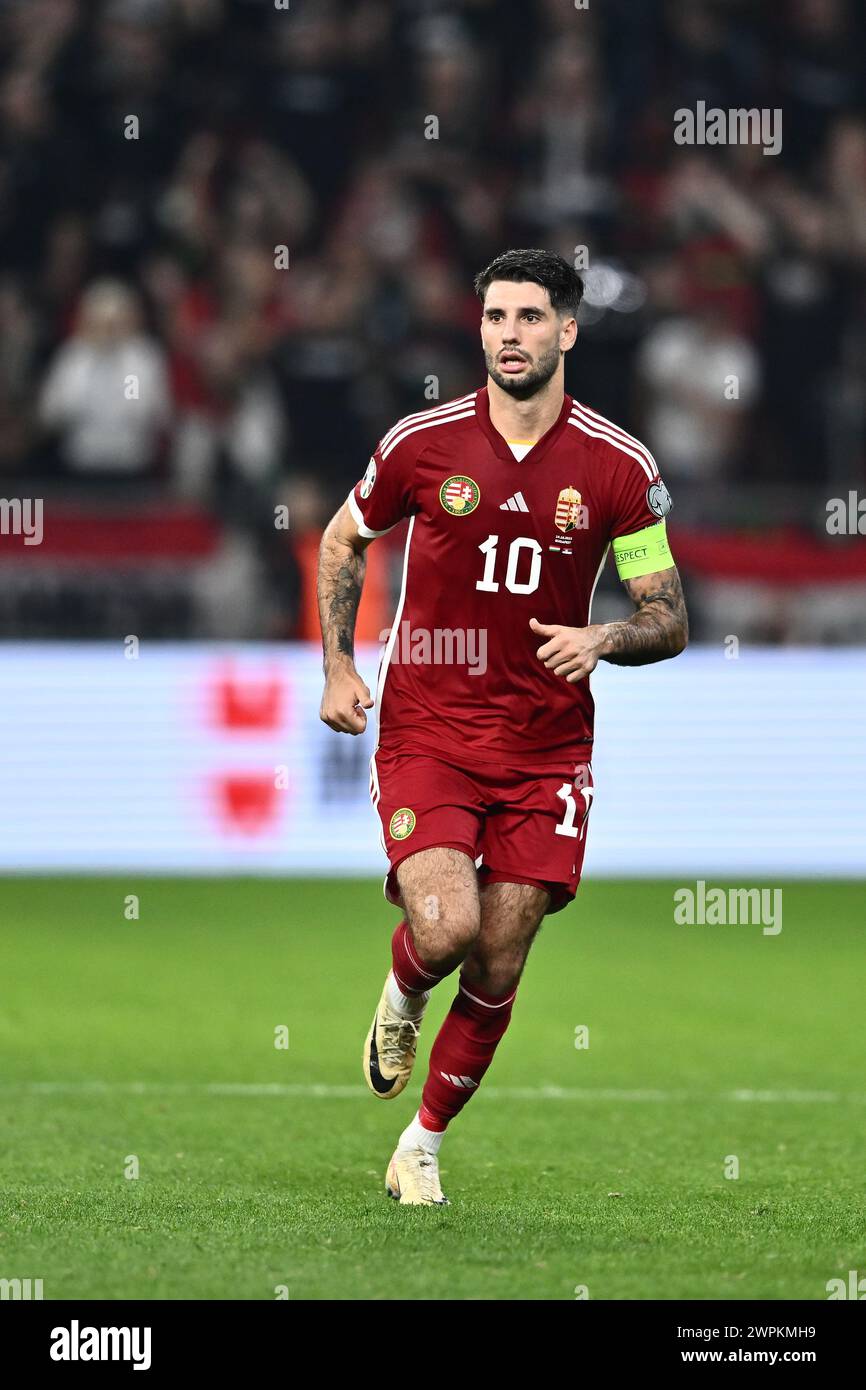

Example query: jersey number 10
[476,534,543,595]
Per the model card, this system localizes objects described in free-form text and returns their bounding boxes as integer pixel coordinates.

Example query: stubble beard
[485,342,562,400]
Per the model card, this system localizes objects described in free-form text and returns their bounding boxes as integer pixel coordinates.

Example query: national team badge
[555,486,584,532]
[549,485,588,555]
[389,807,416,841]
[439,475,480,516]
[359,457,377,498]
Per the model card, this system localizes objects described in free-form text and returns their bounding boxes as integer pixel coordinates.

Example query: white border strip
[346,489,395,540]
[375,513,416,744]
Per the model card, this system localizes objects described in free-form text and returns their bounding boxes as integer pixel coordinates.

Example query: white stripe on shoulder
[569,402,658,479]
[568,413,655,481]
[573,400,659,473]
[381,406,477,461]
[378,392,477,455]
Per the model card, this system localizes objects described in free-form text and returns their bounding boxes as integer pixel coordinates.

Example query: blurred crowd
[1,0,865,639]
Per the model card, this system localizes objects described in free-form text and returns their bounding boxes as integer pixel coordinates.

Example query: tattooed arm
[317,500,376,733]
[601,566,689,667]
[530,567,688,683]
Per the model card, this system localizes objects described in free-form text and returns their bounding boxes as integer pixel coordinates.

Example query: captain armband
[611,521,674,581]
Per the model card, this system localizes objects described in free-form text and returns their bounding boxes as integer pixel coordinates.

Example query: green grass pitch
[0,876,864,1301]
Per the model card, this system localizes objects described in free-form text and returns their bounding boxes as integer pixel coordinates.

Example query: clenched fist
[320,662,375,734]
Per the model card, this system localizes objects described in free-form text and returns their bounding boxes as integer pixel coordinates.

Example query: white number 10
[476,534,542,595]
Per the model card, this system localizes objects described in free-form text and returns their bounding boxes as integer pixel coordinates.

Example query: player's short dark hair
[473,248,584,317]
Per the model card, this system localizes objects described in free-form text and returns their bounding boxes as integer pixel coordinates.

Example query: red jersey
[348,386,673,768]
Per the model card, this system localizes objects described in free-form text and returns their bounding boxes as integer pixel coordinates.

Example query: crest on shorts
[390,807,416,841]
[359,457,377,499]
[440,475,480,516]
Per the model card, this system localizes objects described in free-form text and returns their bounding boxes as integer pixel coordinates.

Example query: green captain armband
[612,521,674,580]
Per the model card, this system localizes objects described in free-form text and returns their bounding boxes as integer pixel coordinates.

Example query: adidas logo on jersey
[499,491,529,512]
[440,1072,478,1089]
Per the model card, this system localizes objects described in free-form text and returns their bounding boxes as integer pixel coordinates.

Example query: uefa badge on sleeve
[647,480,673,518]
[360,457,377,499]
[389,808,416,841]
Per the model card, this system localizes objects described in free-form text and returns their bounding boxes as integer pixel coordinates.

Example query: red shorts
[369,744,594,916]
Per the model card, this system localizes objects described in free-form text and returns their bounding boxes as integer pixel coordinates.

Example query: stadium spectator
[636,299,761,489]
[39,278,171,477]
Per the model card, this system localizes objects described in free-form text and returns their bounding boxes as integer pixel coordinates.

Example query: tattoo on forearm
[603,569,689,666]
[318,536,366,668]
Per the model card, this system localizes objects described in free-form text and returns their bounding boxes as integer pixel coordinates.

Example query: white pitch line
[0,1082,860,1103]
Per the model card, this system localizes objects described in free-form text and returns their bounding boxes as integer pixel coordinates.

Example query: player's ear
[560,314,578,352]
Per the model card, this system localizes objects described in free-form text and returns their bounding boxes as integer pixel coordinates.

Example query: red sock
[391,919,446,996]
[418,974,517,1131]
